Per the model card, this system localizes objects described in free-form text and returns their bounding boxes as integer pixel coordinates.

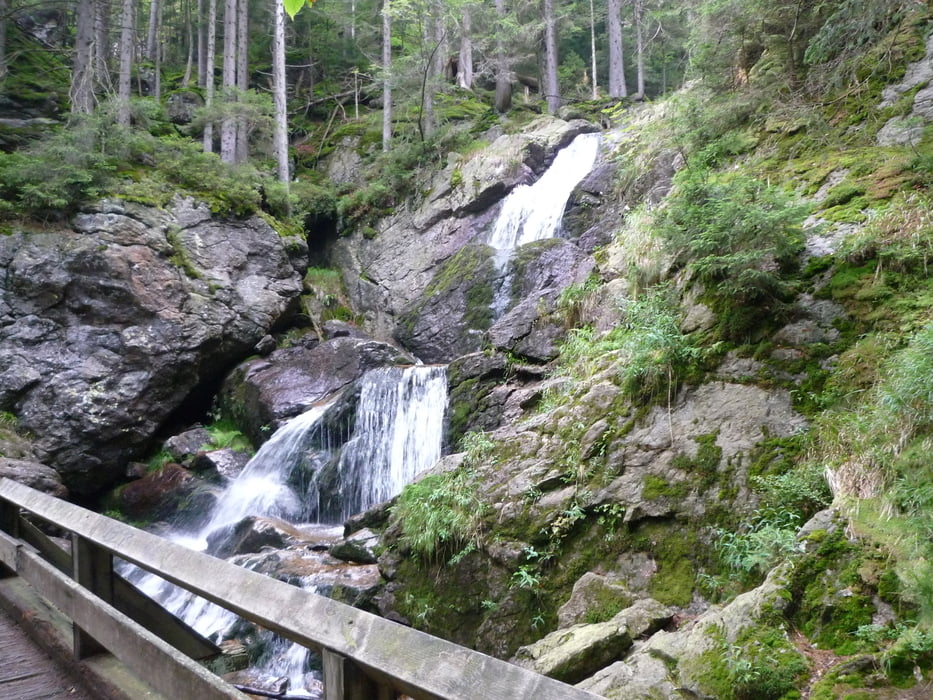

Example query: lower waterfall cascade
[128,364,448,698]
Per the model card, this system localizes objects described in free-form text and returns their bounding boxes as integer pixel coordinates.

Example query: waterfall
[486,131,601,318]
[333,365,448,520]
[127,364,447,699]
[487,131,601,251]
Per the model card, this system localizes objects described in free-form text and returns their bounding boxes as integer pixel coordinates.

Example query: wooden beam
[14,546,247,699]
[73,534,113,658]
[18,518,219,661]
[0,478,603,700]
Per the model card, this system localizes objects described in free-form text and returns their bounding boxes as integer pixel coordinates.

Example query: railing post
[0,496,19,578]
[322,649,393,700]
[72,533,114,659]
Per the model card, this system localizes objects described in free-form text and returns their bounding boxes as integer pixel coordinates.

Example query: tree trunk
[236,0,249,163]
[607,0,627,98]
[197,0,207,87]
[493,0,511,112]
[220,0,238,162]
[93,0,112,93]
[203,0,217,152]
[633,0,645,99]
[381,0,392,151]
[146,0,161,61]
[588,0,597,99]
[542,0,560,114]
[71,0,96,113]
[0,0,7,82]
[183,0,194,86]
[272,0,289,184]
[117,0,136,125]
[457,6,473,90]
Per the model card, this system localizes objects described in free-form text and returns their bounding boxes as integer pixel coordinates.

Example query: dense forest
[2,0,933,698]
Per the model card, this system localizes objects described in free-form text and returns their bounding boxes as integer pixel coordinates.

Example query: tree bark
[633,0,645,99]
[93,0,112,93]
[71,0,96,113]
[0,0,7,82]
[197,0,207,87]
[589,0,597,99]
[381,0,392,151]
[203,0,217,152]
[607,0,627,98]
[117,0,136,125]
[183,0,194,86]
[236,0,249,163]
[494,0,511,112]
[220,0,238,162]
[457,6,474,90]
[542,0,560,114]
[146,0,161,61]
[272,0,289,184]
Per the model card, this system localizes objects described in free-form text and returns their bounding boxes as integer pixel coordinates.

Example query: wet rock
[329,117,600,358]
[0,458,68,497]
[219,334,413,445]
[208,515,289,558]
[0,197,305,495]
[163,427,212,463]
[191,448,251,480]
[395,244,498,363]
[108,463,210,523]
[330,528,380,564]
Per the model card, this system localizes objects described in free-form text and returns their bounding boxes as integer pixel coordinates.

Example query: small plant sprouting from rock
[393,433,494,565]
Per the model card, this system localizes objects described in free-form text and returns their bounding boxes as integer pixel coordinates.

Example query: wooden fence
[0,478,602,700]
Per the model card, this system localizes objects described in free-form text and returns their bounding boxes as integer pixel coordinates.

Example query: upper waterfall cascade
[487,131,602,251]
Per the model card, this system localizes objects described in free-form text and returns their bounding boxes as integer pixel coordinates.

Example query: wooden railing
[0,478,601,700]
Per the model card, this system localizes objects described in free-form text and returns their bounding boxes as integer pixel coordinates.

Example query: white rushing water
[487,131,602,251]
[128,364,448,698]
[335,365,447,520]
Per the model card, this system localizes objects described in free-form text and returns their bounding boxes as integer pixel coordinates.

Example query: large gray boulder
[218,333,413,444]
[0,197,305,494]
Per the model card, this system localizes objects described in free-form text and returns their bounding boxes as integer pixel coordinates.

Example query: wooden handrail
[0,478,602,700]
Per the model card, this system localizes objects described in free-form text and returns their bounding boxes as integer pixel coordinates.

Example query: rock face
[329,116,603,362]
[0,197,305,494]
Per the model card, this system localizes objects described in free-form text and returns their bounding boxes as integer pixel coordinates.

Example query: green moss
[642,474,691,500]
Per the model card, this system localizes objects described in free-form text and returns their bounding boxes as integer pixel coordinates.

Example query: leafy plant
[714,508,804,579]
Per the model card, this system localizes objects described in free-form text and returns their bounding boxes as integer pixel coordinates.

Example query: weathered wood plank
[14,546,248,700]
[0,603,92,699]
[0,478,603,700]
[19,518,220,660]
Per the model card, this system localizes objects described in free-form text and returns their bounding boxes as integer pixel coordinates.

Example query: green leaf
[283,0,305,19]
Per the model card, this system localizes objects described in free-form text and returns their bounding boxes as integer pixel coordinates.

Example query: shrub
[655,167,808,338]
